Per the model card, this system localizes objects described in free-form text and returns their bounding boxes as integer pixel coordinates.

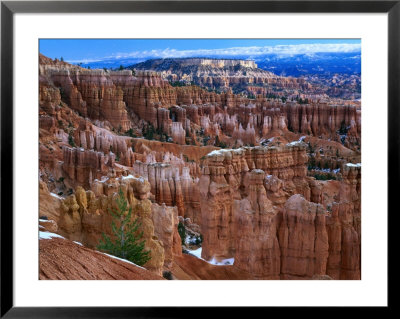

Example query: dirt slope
[39,237,164,280]
[171,253,256,280]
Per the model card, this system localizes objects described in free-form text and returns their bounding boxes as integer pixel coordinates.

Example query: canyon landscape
[39,39,361,280]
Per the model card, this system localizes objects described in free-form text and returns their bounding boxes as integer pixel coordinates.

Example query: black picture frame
[1,0,396,317]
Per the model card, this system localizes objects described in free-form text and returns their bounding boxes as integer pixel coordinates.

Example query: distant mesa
[132,57,258,69]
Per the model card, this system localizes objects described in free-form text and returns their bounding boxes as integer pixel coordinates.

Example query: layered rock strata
[40,236,164,280]
[199,144,309,262]
[40,56,361,150]
[199,145,361,279]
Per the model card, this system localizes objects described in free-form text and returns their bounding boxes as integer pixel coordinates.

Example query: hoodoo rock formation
[40,53,361,151]
[198,145,360,279]
[39,54,361,280]
[42,173,169,275]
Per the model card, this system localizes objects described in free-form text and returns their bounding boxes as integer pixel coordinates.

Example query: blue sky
[39,39,361,63]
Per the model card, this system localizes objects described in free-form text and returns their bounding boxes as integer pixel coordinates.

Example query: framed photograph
[1,0,395,316]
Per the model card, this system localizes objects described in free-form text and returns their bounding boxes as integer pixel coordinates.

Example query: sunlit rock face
[42,175,165,276]
[198,145,361,279]
[199,145,308,264]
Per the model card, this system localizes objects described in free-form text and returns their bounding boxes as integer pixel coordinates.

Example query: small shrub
[308,157,316,170]
[162,271,173,280]
[125,129,136,138]
[143,124,155,140]
[178,222,186,245]
[314,173,336,181]
[214,135,227,148]
[68,134,75,147]
[308,142,315,154]
[338,120,349,135]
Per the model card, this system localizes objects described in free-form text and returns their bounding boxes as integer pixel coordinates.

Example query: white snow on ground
[286,141,304,147]
[189,247,203,259]
[39,225,44,229]
[207,149,232,157]
[50,192,63,199]
[73,241,83,246]
[102,253,146,270]
[299,136,306,142]
[39,231,65,240]
[188,247,234,266]
[346,163,361,168]
[39,218,51,223]
[121,174,146,183]
[99,176,109,183]
[121,174,135,180]
[206,148,243,157]
[333,168,340,174]
[320,168,332,173]
[209,257,235,266]
[252,169,264,174]
[185,234,199,245]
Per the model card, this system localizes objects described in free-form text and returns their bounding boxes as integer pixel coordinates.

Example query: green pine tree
[177,222,186,245]
[97,188,151,266]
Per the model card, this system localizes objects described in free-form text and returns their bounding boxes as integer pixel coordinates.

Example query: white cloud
[66,42,361,64]
[107,43,361,59]
[66,58,104,63]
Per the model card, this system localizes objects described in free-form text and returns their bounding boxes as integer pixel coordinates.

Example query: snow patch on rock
[50,192,63,199]
[188,247,234,266]
[39,231,65,240]
[346,163,361,168]
[102,253,146,270]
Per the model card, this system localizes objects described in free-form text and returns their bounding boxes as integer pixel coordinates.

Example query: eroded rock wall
[199,145,361,279]
[48,173,167,275]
